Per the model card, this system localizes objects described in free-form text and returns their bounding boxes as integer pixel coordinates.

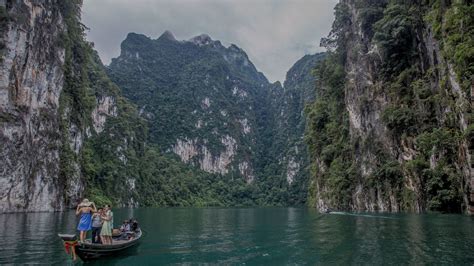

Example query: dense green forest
[103,31,325,207]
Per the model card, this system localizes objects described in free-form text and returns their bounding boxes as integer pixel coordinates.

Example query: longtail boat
[58,228,142,261]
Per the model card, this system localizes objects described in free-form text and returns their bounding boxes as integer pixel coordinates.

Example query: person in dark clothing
[131,219,139,232]
[91,208,103,244]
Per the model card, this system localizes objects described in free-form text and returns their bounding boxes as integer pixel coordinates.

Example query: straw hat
[78,198,93,207]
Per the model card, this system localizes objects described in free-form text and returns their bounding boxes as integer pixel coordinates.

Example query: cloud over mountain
[82,0,337,82]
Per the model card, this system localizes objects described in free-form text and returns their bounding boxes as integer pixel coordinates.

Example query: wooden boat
[58,229,142,261]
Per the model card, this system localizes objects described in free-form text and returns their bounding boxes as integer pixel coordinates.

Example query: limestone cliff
[0,1,144,212]
[0,1,69,212]
[306,0,473,213]
[260,53,326,205]
[279,53,325,185]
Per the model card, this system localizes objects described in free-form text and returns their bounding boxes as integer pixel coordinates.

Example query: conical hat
[79,198,93,207]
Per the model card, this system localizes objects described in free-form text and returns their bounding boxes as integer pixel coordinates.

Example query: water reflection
[0,209,473,264]
[0,212,76,264]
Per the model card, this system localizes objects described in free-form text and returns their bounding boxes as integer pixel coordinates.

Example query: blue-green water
[1,208,474,265]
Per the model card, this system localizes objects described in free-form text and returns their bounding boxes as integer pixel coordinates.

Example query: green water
[1,208,473,265]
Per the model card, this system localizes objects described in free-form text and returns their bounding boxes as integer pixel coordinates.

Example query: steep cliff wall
[0,1,69,212]
[306,0,473,213]
[259,53,325,205]
[279,53,325,185]
[0,1,145,212]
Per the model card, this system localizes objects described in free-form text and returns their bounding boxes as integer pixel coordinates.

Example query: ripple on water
[1,208,474,264]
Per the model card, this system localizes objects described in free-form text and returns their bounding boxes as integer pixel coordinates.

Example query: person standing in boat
[100,205,114,245]
[91,208,103,244]
[76,199,97,242]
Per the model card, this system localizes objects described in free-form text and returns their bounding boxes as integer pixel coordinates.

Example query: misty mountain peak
[158,30,177,41]
[189,34,217,47]
[125,32,151,42]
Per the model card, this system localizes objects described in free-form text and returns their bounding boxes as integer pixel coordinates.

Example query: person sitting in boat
[117,219,136,240]
[76,199,97,242]
[120,220,131,233]
[131,219,139,232]
[91,208,103,244]
[100,205,113,245]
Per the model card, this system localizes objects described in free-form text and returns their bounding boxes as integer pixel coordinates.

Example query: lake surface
[1,208,474,265]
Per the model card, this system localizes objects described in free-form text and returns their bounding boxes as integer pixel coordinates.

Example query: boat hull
[59,229,142,261]
[76,241,139,260]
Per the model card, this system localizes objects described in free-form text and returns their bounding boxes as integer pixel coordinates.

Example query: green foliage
[373,160,403,185]
[57,1,106,202]
[373,3,422,75]
[409,128,463,212]
[357,1,387,39]
[325,158,355,208]
[57,1,145,206]
[320,2,351,52]
[305,51,354,208]
[377,1,468,213]
[416,128,461,158]
[87,187,113,207]
[381,66,443,137]
[130,146,296,207]
[426,0,474,93]
[401,187,417,211]
[424,162,462,212]
[381,105,416,134]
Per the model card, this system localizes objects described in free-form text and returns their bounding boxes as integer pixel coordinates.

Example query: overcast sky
[82,0,337,83]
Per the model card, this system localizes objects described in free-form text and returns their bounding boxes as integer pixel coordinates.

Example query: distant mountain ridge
[108,31,269,181]
[107,30,325,204]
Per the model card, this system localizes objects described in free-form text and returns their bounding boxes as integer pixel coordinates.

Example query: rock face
[0,1,144,212]
[278,53,326,184]
[306,0,473,213]
[91,96,117,134]
[107,32,267,183]
[0,1,67,212]
[254,53,326,204]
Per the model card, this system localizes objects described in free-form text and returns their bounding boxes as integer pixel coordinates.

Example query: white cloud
[82,0,337,82]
